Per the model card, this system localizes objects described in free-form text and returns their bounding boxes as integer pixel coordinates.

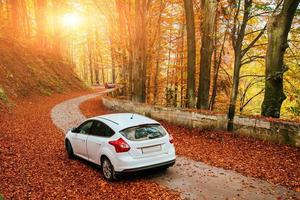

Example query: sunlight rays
[62,13,83,28]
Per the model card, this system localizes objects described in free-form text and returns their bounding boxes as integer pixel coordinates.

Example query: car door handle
[95,142,102,145]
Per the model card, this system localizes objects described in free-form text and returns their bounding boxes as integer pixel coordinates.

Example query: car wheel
[66,140,75,159]
[101,157,116,181]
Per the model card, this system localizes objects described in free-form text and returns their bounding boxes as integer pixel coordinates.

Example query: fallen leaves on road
[80,96,300,191]
[0,92,181,199]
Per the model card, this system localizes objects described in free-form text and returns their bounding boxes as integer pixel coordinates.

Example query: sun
[62,13,82,27]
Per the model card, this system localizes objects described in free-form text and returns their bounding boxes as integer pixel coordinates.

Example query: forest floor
[1,88,299,199]
[0,88,180,199]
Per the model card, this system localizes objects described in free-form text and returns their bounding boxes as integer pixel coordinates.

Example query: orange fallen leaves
[0,92,181,199]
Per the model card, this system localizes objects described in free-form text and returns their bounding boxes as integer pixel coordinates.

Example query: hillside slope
[0,38,86,108]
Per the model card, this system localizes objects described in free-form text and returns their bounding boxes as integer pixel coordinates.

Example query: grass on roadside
[0,86,8,103]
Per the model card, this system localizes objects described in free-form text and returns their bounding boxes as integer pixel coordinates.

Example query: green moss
[81,82,90,89]
[0,87,8,103]
[38,86,52,96]
[0,193,4,200]
[281,130,296,146]
[56,86,64,93]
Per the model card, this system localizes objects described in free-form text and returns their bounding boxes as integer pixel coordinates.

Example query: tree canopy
[1,0,300,125]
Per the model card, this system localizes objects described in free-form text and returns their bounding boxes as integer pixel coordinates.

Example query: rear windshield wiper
[149,135,160,139]
[148,132,161,139]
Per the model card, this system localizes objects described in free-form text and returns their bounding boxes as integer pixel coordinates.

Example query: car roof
[89,113,160,132]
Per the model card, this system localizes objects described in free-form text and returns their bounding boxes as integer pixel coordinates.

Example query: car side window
[105,126,115,137]
[77,121,93,135]
[90,121,115,137]
[90,121,106,137]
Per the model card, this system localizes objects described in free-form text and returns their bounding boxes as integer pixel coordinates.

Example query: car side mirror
[71,127,78,133]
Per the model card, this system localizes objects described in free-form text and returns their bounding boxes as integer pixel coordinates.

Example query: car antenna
[130,113,134,119]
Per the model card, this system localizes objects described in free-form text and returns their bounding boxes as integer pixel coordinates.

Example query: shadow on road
[68,153,168,182]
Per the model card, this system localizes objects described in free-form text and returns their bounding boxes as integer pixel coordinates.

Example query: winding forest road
[51,90,300,200]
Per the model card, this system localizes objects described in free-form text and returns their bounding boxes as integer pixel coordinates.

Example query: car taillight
[109,138,131,153]
[169,135,174,144]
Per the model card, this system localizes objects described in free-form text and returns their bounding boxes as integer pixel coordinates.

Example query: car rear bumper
[116,159,176,174]
[111,146,176,172]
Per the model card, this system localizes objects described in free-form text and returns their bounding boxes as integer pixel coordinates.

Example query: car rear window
[120,124,167,141]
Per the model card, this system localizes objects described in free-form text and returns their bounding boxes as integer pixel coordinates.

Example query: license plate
[142,145,161,154]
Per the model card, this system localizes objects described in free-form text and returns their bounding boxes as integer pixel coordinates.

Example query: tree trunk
[227,0,251,131]
[110,46,116,83]
[210,24,227,110]
[132,0,147,103]
[183,0,196,108]
[10,0,19,34]
[116,0,128,94]
[261,0,300,117]
[227,53,242,131]
[87,30,94,85]
[180,24,185,107]
[153,0,163,105]
[34,0,47,47]
[51,0,62,55]
[197,0,217,109]
[10,0,28,36]
[153,43,160,104]
[128,56,133,99]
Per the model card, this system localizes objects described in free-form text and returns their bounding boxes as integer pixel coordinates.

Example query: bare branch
[240,74,265,79]
[240,88,264,112]
[249,11,272,19]
[241,55,265,65]
[231,0,242,47]
[241,25,266,56]
[245,28,266,36]
[287,46,300,67]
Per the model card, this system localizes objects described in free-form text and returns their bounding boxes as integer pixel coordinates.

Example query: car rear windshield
[120,124,167,141]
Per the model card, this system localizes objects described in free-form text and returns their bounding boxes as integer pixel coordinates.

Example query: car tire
[101,157,117,181]
[66,140,75,159]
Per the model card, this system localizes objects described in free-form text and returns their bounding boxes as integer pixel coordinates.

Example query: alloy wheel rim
[103,160,112,179]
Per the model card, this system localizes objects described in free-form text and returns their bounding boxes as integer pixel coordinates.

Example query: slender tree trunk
[183,0,196,108]
[87,30,94,85]
[227,53,242,131]
[153,41,161,104]
[52,0,62,55]
[132,0,147,103]
[10,0,28,36]
[111,46,116,83]
[210,25,227,110]
[89,52,94,85]
[20,0,30,36]
[116,0,128,94]
[95,67,100,84]
[128,3,134,100]
[34,0,47,47]
[173,42,180,107]
[261,0,300,117]
[10,0,19,35]
[121,49,128,95]
[210,54,218,110]
[227,0,251,131]
[180,24,185,107]
[166,32,172,88]
[153,0,163,105]
[197,0,217,109]
[98,54,105,84]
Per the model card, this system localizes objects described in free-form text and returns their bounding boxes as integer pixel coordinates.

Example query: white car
[65,113,176,181]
